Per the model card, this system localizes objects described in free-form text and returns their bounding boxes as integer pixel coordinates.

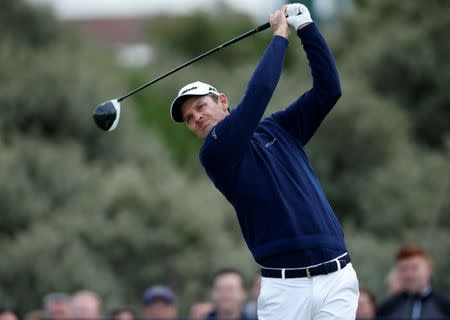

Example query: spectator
[243,273,261,320]
[142,285,177,320]
[72,290,102,320]
[356,288,376,320]
[386,267,402,295]
[0,308,19,320]
[109,307,135,320]
[189,302,213,320]
[206,268,249,320]
[376,244,450,319]
[43,293,72,320]
[24,310,44,320]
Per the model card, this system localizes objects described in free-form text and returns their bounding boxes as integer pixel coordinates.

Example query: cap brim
[171,82,220,122]
[171,92,218,123]
[170,95,191,123]
[144,296,175,306]
[170,92,216,122]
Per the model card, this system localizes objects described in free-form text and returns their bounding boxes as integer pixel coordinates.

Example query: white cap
[170,81,219,122]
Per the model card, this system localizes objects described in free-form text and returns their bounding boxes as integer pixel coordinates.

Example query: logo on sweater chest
[265,137,277,148]
[211,128,217,140]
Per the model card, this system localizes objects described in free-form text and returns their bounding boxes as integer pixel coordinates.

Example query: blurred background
[0,0,449,319]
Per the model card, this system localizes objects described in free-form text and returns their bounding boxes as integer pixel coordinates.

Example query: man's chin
[195,129,208,139]
[201,124,215,138]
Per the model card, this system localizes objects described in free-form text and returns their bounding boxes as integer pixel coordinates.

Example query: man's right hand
[270,6,290,39]
[286,3,313,30]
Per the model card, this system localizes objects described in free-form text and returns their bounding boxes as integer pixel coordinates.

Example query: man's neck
[217,309,241,320]
[407,285,432,297]
[419,285,432,296]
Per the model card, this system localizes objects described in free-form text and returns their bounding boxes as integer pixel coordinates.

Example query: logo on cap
[181,86,198,95]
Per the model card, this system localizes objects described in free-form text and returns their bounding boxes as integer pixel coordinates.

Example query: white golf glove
[286,3,313,30]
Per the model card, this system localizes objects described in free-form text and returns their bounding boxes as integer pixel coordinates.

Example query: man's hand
[270,6,290,39]
[286,3,313,30]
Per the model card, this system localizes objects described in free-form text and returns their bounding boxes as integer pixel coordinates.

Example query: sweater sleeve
[273,23,341,146]
[200,35,288,168]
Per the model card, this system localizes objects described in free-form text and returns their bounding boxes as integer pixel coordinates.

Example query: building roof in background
[67,16,145,45]
[67,16,153,67]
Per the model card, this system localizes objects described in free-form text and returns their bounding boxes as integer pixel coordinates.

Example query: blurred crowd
[1,243,449,320]
[0,268,258,320]
[355,243,450,319]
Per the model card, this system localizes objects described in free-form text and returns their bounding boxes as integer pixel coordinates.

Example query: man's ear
[218,94,229,111]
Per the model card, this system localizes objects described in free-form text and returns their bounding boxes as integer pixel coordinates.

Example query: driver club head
[93,99,121,132]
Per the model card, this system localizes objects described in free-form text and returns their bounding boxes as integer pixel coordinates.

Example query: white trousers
[257,263,359,320]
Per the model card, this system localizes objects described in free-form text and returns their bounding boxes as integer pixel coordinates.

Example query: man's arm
[274,5,341,146]
[201,8,290,165]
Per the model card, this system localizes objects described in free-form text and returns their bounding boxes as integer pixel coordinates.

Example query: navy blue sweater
[199,23,346,268]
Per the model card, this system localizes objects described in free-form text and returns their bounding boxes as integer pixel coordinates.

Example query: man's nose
[194,112,203,122]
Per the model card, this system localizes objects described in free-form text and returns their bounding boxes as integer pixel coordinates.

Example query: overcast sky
[27,0,285,19]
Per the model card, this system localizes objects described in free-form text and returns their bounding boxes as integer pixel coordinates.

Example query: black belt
[261,254,351,279]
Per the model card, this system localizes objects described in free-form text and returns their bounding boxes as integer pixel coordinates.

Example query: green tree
[2,0,449,312]
[0,0,253,314]
[144,5,281,67]
[319,0,450,297]
[335,0,450,148]
[0,0,61,48]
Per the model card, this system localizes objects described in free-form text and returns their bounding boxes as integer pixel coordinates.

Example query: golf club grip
[256,11,300,33]
[256,21,271,32]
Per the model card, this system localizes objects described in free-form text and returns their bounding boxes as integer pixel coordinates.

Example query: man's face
[47,301,72,320]
[143,299,177,320]
[0,312,18,320]
[180,94,229,139]
[212,273,246,315]
[72,295,101,319]
[397,256,432,294]
[356,291,376,319]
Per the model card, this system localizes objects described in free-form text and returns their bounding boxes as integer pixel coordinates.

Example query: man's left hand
[286,3,313,30]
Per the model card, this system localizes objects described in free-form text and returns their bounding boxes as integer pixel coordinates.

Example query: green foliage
[334,0,450,148]
[0,0,61,48]
[0,0,253,315]
[144,6,276,67]
[307,79,411,223]
[129,0,450,300]
[314,0,450,296]
[1,0,449,314]
[359,146,449,236]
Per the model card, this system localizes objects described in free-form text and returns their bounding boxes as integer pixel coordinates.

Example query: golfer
[170,4,358,319]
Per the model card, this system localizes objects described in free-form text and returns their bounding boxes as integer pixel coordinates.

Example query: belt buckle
[306,267,312,278]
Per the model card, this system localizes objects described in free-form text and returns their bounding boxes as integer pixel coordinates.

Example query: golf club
[93,13,299,132]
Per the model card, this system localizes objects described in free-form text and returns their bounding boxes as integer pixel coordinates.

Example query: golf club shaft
[117,22,271,102]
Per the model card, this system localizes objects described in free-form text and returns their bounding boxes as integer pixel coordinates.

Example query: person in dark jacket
[376,244,450,319]
[170,3,358,320]
[206,269,249,320]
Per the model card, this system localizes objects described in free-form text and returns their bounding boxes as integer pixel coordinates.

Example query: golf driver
[93,13,299,131]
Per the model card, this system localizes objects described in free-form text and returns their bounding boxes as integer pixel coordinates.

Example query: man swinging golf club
[170,4,359,320]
